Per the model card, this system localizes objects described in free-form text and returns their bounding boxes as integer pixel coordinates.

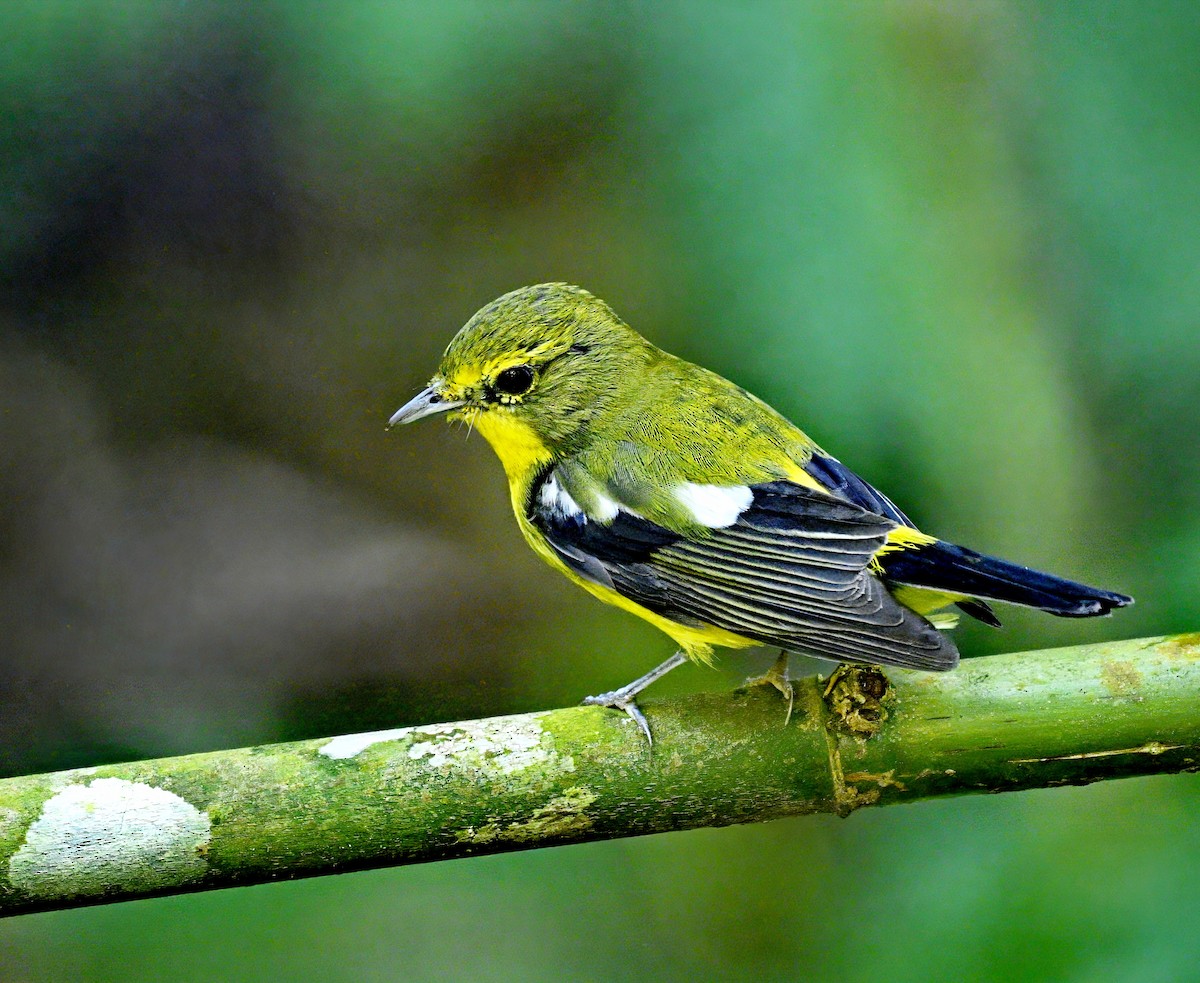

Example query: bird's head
[390,283,651,467]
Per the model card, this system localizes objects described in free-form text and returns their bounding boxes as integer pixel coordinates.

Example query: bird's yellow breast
[468,409,554,486]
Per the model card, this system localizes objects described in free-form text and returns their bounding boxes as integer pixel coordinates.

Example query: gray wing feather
[531,475,959,671]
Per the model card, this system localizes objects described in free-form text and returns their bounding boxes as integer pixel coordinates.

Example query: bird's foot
[742,650,795,726]
[581,651,689,746]
[582,687,653,745]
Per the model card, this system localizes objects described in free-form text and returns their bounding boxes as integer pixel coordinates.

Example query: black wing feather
[530,474,959,671]
[803,452,914,526]
[805,452,1003,627]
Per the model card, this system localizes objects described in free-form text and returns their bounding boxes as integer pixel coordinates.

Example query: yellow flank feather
[869,525,939,575]
[778,459,833,493]
[879,526,938,553]
[890,585,968,617]
[516,510,754,667]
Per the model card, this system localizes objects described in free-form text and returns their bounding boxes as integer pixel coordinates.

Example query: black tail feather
[883,541,1133,618]
[956,598,1002,627]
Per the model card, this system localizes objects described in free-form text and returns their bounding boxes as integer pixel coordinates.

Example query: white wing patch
[538,473,584,520]
[674,482,754,528]
[590,491,620,522]
[539,471,623,523]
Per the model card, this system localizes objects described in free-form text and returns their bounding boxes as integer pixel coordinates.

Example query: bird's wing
[529,471,959,670]
[802,451,1003,627]
[801,451,914,526]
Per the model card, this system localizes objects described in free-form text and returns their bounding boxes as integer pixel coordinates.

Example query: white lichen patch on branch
[407,716,569,776]
[8,778,210,900]
[320,713,574,778]
[319,727,417,760]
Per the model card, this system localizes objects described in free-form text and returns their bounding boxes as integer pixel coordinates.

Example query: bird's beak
[387,385,464,428]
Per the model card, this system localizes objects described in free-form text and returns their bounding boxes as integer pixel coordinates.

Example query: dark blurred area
[2,3,1198,980]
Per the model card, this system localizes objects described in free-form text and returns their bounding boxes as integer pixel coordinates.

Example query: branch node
[822,665,890,738]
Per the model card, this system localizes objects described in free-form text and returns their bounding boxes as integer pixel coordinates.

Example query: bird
[389,283,1133,742]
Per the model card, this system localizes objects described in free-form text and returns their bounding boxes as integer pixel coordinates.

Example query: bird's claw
[780,681,796,727]
[743,652,795,726]
[582,690,653,745]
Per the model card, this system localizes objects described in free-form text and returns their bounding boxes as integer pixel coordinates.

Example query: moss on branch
[1,633,1198,917]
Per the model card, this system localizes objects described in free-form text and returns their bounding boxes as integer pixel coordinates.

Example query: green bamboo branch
[1,633,1197,918]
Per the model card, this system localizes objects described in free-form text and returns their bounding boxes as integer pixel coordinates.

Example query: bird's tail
[881,540,1133,618]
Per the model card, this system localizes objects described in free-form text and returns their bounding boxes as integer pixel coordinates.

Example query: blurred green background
[2,1,1198,980]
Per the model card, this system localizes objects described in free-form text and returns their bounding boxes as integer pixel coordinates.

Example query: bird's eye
[494,365,535,397]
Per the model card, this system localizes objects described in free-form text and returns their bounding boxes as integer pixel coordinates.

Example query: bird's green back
[556,352,821,535]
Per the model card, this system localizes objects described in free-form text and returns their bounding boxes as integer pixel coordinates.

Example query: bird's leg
[742,649,795,725]
[582,651,688,745]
